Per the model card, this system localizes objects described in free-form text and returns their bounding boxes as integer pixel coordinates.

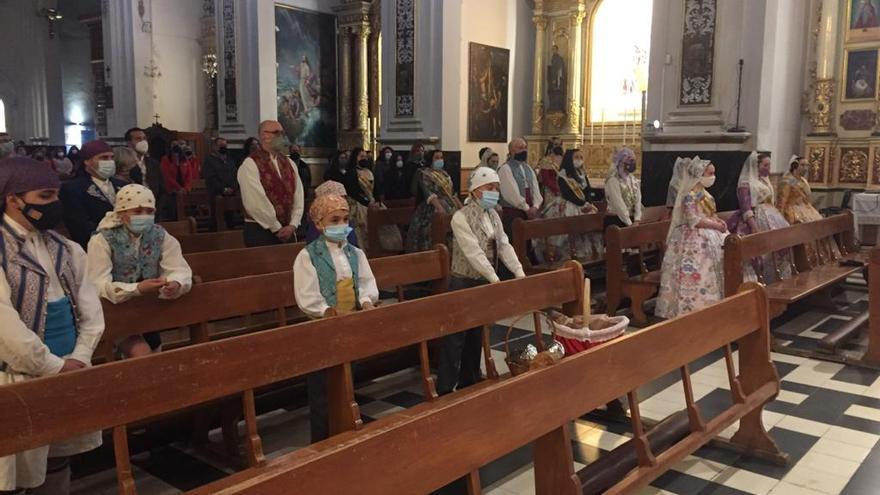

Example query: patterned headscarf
[738,151,774,208]
[0,156,61,198]
[315,180,347,198]
[478,147,496,169]
[309,194,349,225]
[608,147,637,179]
[97,184,155,230]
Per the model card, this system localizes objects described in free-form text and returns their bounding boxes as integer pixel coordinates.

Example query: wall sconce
[201,53,218,79]
[37,8,63,39]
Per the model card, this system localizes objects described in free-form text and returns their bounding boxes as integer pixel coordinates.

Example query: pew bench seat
[763,256,865,307]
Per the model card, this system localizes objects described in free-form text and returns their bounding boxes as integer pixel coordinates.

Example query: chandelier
[202,53,218,79]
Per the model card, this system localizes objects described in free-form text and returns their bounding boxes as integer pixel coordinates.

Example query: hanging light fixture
[37,8,63,39]
[201,53,218,79]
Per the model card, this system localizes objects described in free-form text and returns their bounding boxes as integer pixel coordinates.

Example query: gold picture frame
[848,0,880,42]
[841,48,879,101]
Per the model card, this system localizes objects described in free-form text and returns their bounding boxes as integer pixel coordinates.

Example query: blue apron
[43,297,77,357]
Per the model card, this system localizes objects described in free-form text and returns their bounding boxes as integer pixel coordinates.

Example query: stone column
[810,0,839,135]
[353,23,371,134]
[531,15,546,134]
[338,26,353,132]
[565,9,586,134]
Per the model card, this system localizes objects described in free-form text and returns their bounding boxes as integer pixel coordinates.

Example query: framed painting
[467,42,509,143]
[274,4,337,154]
[843,49,878,101]
[848,0,880,42]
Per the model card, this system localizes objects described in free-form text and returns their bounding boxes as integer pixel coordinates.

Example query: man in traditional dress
[237,120,304,247]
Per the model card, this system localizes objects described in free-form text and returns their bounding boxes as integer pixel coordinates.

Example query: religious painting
[679,0,716,106]
[274,5,337,152]
[547,43,567,114]
[468,42,509,143]
[843,49,878,101]
[848,0,880,42]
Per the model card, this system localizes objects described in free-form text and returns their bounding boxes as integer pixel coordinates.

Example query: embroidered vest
[500,161,536,209]
[305,239,361,308]
[0,222,80,340]
[100,225,166,283]
[250,150,297,226]
[451,202,500,280]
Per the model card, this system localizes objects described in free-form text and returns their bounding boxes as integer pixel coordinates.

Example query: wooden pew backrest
[185,284,779,495]
[0,262,584,461]
[512,213,605,272]
[178,230,246,253]
[160,217,197,237]
[367,206,415,257]
[185,243,305,282]
[215,195,244,231]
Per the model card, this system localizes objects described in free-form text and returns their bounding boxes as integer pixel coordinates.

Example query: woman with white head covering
[440,167,525,395]
[655,157,728,319]
[604,147,643,228]
[777,155,840,263]
[726,152,793,283]
[0,157,104,494]
[666,156,691,211]
[86,184,192,357]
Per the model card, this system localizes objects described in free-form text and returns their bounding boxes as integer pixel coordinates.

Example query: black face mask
[514,151,528,162]
[624,162,637,173]
[358,158,369,169]
[22,201,63,231]
[218,146,228,155]
[171,145,182,155]
[291,152,301,162]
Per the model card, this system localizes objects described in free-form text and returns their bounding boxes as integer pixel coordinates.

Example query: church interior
[2,0,880,494]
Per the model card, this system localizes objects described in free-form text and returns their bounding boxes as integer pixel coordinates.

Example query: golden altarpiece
[804,0,880,192]
[527,0,650,185]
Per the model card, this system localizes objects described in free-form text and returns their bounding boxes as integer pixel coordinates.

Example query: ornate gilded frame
[846,0,880,43]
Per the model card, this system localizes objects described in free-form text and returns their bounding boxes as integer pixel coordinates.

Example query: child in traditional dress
[86,184,192,358]
[439,168,526,395]
[0,157,104,495]
[293,193,379,442]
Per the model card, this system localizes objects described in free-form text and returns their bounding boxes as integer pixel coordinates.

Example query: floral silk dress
[776,174,840,264]
[405,168,459,252]
[655,188,728,319]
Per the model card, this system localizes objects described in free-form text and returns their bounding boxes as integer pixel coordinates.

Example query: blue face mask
[479,190,500,210]
[96,160,116,180]
[127,214,154,234]
[324,223,352,242]
[432,159,445,170]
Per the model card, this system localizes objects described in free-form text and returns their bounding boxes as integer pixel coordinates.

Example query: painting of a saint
[547,45,567,113]
[853,0,880,29]
[274,5,337,151]
[844,49,878,101]
[468,43,509,142]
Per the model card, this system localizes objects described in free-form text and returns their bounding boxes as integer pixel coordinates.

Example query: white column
[531,15,546,134]
[815,0,840,80]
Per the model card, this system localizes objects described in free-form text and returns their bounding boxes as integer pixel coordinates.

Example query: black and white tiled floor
[70,285,880,495]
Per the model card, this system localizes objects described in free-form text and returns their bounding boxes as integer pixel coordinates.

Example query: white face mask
[573,159,584,168]
[700,176,716,188]
[384,151,392,160]
[134,140,149,154]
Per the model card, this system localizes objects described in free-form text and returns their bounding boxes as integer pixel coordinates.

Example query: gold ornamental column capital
[532,15,547,30]
[809,78,834,136]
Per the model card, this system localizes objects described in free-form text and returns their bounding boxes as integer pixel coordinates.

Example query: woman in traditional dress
[538,149,600,263]
[0,157,104,494]
[87,184,193,358]
[665,156,690,218]
[345,148,403,252]
[604,147,643,229]
[655,158,729,319]
[726,152,793,283]
[777,155,840,263]
[405,150,462,252]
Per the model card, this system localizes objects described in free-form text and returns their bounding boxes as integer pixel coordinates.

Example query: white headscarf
[738,151,773,208]
[608,147,636,180]
[478,147,497,170]
[469,167,500,192]
[97,184,155,231]
[669,157,711,238]
[667,156,691,207]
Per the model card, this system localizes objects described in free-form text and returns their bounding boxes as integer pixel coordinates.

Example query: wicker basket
[503,312,564,376]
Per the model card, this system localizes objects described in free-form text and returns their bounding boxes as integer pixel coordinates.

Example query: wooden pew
[178,230,246,253]
[0,260,583,495]
[159,217,197,237]
[723,212,863,320]
[866,247,880,366]
[431,211,453,248]
[512,213,605,274]
[176,189,213,230]
[185,243,305,283]
[214,195,244,231]
[185,283,783,495]
[605,220,671,325]
[367,205,414,257]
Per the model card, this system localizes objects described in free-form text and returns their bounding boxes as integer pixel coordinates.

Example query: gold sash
[335,278,357,314]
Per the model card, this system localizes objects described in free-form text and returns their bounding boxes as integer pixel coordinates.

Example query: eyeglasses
[262,129,284,136]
